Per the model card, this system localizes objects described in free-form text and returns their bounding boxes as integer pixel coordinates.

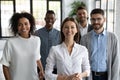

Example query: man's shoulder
[107,31,117,39]
[80,31,93,42]
[35,27,45,34]
[84,30,93,37]
[36,27,44,31]
[52,28,60,34]
[53,28,60,31]
[88,24,93,32]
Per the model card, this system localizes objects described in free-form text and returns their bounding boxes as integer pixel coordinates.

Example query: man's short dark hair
[45,10,55,16]
[77,6,87,11]
[90,8,104,16]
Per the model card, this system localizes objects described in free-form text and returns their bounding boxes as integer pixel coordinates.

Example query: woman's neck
[64,39,74,55]
[64,39,74,46]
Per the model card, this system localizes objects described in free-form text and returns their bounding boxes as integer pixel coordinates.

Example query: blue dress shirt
[35,27,60,70]
[91,30,107,72]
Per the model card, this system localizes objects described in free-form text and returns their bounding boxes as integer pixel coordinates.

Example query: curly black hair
[9,12,35,36]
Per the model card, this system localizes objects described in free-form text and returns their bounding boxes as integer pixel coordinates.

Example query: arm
[1,40,11,80]
[77,71,89,79]
[57,75,68,80]
[45,47,58,80]
[81,47,90,78]
[3,65,11,80]
[37,60,44,79]
[111,34,120,80]
[57,73,82,80]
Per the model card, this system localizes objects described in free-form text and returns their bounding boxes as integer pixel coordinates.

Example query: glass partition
[1,1,14,36]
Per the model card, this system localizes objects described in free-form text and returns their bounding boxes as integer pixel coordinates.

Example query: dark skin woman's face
[17,17,31,38]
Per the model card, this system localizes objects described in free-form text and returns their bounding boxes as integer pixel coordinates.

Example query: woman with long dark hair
[45,17,90,80]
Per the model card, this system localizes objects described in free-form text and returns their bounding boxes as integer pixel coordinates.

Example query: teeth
[68,32,71,34]
[49,23,52,25]
[22,30,27,32]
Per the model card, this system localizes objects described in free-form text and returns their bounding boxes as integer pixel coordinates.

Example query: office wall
[62,0,95,20]
[62,0,73,20]
[115,0,120,50]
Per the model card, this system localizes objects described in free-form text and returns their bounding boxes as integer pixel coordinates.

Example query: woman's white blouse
[45,42,90,80]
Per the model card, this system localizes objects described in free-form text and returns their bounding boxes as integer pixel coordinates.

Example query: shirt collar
[79,23,89,29]
[43,27,54,32]
[92,29,106,36]
[62,42,77,48]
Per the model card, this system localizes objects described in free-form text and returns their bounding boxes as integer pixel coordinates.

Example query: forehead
[91,14,104,18]
[64,21,76,26]
[77,9,87,13]
[45,13,55,18]
[18,17,29,23]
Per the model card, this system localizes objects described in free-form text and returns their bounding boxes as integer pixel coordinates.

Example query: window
[48,1,61,30]
[16,0,30,13]
[32,0,47,30]
[0,0,62,37]
[1,0,14,37]
[95,0,115,32]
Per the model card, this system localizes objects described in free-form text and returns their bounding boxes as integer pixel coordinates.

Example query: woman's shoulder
[30,35,41,43]
[7,36,18,41]
[31,35,39,38]
[51,43,61,48]
[75,43,87,50]
[4,36,19,45]
[31,35,40,39]
[49,44,63,52]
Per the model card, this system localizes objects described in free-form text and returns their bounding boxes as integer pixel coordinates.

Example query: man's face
[76,9,88,22]
[45,14,56,29]
[90,14,105,30]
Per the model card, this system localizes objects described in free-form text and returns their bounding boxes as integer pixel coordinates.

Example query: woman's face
[17,17,31,38]
[62,21,77,40]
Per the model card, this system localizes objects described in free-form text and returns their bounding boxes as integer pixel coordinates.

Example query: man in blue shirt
[35,10,60,75]
[80,9,119,80]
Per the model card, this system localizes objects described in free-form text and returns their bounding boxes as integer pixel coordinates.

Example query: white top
[45,42,90,80]
[0,35,41,80]
[79,23,89,36]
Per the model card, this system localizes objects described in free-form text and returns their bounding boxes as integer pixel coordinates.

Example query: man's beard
[92,23,103,30]
[79,17,87,23]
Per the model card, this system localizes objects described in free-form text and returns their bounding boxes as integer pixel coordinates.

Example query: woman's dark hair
[60,17,80,43]
[9,12,35,36]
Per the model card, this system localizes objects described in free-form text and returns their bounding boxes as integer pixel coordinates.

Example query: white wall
[62,0,74,20]
[62,0,95,20]
[115,0,120,37]
[115,0,120,49]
